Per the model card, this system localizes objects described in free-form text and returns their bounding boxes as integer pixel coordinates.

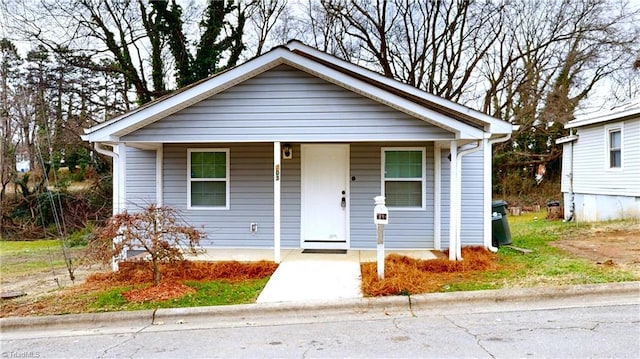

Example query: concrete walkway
[184,248,437,303]
[256,249,437,303]
[257,251,362,303]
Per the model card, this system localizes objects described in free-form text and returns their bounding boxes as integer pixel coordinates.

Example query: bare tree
[485,0,640,195]
[0,39,21,236]
[91,205,205,285]
[247,0,287,56]
[5,0,250,104]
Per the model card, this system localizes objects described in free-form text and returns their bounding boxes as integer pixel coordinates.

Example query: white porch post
[111,146,120,216]
[433,143,441,250]
[273,142,281,263]
[156,145,163,207]
[449,141,458,261]
[115,143,127,214]
[112,143,127,271]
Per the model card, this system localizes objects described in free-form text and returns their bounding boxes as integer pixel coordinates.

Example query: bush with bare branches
[88,204,206,285]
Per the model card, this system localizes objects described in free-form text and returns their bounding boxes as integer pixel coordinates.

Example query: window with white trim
[188,148,229,209]
[607,127,622,169]
[381,148,426,209]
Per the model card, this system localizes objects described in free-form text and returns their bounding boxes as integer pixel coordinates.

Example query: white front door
[301,144,349,249]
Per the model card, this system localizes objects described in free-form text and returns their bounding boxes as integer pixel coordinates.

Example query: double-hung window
[381,147,426,209]
[188,149,229,209]
[606,126,622,169]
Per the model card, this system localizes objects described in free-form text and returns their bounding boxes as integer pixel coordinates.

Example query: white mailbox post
[374,196,388,280]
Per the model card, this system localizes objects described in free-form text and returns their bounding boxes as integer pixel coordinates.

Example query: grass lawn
[0,250,277,317]
[0,239,75,276]
[361,211,639,296]
[444,211,638,292]
[89,279,271,313]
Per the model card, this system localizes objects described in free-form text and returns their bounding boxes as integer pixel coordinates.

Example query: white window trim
[381,147,427,211]
[187,148,230,210]
[604,123,623,171]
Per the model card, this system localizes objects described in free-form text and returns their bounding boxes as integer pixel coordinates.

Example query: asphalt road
[1,291,639,358]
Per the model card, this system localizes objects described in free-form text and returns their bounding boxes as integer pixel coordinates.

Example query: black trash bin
[492,200,512,246]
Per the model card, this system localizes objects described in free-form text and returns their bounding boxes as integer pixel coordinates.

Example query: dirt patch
[551,221,640,276]
[1,265,107,300]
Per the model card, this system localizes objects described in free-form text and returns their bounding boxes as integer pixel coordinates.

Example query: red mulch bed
[361,246,499,296]
[122,281,196,303]
[87,260,278,285]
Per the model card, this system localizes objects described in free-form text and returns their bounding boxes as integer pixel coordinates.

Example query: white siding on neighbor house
[122,65,454,143]
[124,147,156,211]
[572,119,640,196]
[560,142,573,193]
[573,193,640,221]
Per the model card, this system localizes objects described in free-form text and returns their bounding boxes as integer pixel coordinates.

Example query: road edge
[1,281,638,331]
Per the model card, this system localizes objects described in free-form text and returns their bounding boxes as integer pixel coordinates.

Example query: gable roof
[566,99,640,129]
[83,40,511,143]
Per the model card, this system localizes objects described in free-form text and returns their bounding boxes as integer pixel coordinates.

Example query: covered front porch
[112,138,493,263]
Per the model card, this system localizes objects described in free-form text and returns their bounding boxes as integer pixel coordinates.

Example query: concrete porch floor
[183,249,437,303]
[184,248,438,263]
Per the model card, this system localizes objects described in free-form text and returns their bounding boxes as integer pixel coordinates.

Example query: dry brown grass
[86,260,279,285]
[361,247,498,296]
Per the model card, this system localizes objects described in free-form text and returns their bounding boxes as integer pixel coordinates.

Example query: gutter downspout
[454,140,482,260]
[485,133,512,253]
[94,142,118,159]
[93,142,121,271]
[567,130,575,222]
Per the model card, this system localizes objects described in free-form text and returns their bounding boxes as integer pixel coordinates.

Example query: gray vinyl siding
[163,143,275,248]
[460,149,484,245]
[281,144,301,247]
[160,142,441,249]
[435,147,483,248]
[350,142,434,249]
[125,147,156,211]
[122,65,454,143]
[572,118,640,196]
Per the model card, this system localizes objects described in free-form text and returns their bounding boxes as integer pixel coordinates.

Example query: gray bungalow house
[557,100,640,221]
[82,41,512,262]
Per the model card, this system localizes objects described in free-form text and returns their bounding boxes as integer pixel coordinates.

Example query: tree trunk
[152,257,161,286]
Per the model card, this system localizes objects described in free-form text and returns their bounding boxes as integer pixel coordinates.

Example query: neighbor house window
[607,127,622,169]
[188,149,229,209]
[381,148,426,209]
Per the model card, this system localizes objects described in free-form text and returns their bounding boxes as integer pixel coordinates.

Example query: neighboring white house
[82,40,512,262]
[557,100,640,222]
[16,160,30,173]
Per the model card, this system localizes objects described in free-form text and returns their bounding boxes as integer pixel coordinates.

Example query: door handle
[341,197,346,208]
